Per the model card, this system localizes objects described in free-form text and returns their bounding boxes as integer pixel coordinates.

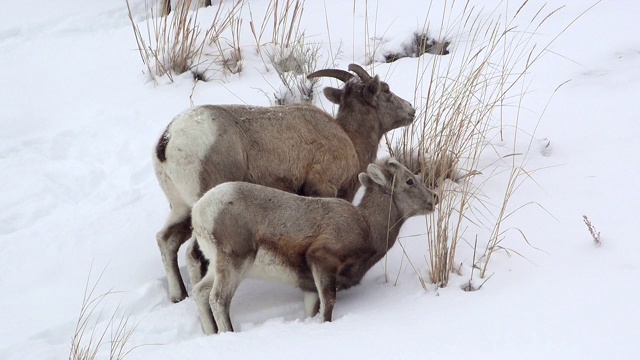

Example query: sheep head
[358,158,438,215]
[308,64,416,133]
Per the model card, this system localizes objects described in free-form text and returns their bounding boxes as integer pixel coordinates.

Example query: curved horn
[307,69,354,83]
[348,63,372,81]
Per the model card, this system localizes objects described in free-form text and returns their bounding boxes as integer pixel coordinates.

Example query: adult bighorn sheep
[188,158,438,334]
[153,64,416,303]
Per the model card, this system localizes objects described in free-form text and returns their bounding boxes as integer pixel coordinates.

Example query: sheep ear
[366,163,389,186]
[386,158,402,172]
[358,172,373,188]
[323,87,342,104]
[363,75,380,104]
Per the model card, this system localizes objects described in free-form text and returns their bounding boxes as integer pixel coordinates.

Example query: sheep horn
[348,64,372,81]
[307,69,354,83]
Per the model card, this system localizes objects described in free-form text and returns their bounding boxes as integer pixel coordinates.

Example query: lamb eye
[406,179,414,186]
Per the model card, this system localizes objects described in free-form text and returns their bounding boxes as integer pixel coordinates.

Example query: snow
[1,0,639,359]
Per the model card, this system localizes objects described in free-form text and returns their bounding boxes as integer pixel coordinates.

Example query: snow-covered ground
[1,0,639,359]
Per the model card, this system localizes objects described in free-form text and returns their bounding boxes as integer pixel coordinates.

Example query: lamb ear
[358,172,373,187]
[366,163,389,186]
[363,75,380,104]
[386,158,402,172]
[323,87,342,104]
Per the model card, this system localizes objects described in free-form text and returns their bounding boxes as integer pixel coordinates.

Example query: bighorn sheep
[153,64,416,302]
[188,158,438,334]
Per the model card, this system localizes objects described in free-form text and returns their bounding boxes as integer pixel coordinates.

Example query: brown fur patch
[258,235,314,275]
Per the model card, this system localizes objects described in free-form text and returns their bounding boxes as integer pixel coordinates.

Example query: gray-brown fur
[153,64,416,302]
[195,104,356,197]
[188,158,438,334]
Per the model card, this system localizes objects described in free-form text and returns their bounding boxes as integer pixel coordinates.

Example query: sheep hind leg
[193,269,218,335]
[186,238,209,290]
[210,256,252,333]
[156,205,192,303]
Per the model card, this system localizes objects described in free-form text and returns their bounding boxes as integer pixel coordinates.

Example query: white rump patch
[161,107,220,206]
[192,182,241,248]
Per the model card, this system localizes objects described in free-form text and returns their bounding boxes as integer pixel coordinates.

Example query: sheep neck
[336,106,382,171]
[356,186,406,263]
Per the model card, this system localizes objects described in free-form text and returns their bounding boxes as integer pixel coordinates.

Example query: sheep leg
[186,238,208,289]
[210,256,251,333]
[156,205,192,303]
[193,269,218,335]
[303,291,320,317]
[307,244,339,322]
[310,264,337,322]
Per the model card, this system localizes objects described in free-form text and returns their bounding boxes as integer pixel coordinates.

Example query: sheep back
[155,104,359,203]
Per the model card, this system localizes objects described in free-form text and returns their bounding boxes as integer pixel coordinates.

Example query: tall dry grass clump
[248,0,333,105]
[387,1,592,287]
[247,0,304,51]
[126,0,323,100]
[126,0,243,84]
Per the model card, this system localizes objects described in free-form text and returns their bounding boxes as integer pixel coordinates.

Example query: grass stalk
[69,267,139,360]
[389,0,588,287]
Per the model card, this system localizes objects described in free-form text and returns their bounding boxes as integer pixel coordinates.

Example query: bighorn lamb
[188,158,438,334]
[153,64,416,302]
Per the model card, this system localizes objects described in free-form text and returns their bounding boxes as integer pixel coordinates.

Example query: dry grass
[249,0,305,71]
[125,0,330,104]
[248,0,326,105]
[386,1,594,287]
[248,0,304,49]
[247,0,344,106]
[69,268,139,360]
[125,0,243,84]
[126,0,316,97]
[583,215,602,246]
[213,15,244,75]
[265,35,335,105]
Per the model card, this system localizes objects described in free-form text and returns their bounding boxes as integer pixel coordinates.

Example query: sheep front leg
[307,244,339,322]
[310,264,337,322]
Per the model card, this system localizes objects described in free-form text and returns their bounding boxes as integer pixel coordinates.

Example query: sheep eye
[406,179,414,186]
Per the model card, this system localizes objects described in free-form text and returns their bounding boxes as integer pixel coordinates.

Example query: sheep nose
[432,191,439,205]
